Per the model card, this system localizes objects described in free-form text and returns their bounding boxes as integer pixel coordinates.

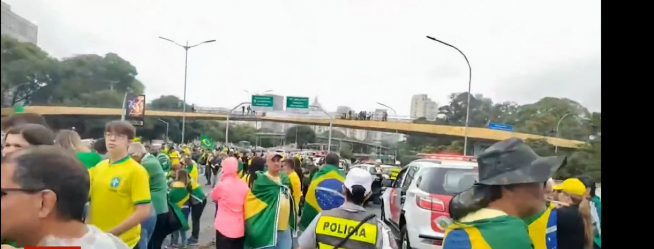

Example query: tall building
[1,1,38,44]
[346,128,367,141]
[260,94,285,132]
[310,96,322,112]
[410,94,439,121]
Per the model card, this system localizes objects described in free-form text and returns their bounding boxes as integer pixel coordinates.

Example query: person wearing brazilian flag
[297,167,383,249]
[299,153,346,231]
[150,144,172,173]
[179,156,206,245]
[243,152,296,249]
[443,138,566,249]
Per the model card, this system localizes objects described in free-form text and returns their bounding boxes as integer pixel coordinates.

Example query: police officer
[298,168,383,249]
[388,166,400,181]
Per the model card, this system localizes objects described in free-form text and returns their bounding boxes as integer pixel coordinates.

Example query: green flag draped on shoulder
[244,172,297,249]
[299,164,345,230]
[200,135,214,149]
[168,181,190,230]
[442,211,533,249]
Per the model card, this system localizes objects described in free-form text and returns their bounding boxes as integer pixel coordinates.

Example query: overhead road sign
[286,96,309,114]
[251,95,274,111]
[488,122,514,132]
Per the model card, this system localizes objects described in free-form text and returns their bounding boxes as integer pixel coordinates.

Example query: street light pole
[554,114,591,153]
[225,102,251,144]
[426,36,473,156]
[158,119,169,142]
[311,105,334,152]
[376,102,397,116]
[243,90,273,94]
[377,102,398,157]
[159,36,216,143]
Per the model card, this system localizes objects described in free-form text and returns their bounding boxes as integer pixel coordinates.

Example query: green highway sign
[251,95,274,111]
[286,96,309,114]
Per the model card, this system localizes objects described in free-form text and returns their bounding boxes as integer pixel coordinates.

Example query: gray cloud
[494,55,601,112]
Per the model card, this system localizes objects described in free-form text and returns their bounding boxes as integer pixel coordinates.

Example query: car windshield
[416,163,478,195]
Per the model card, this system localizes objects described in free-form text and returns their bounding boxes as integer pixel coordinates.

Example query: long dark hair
[247,156,265,188]
[576,175,597,198]
[292,157,303,179]
[242,155,250,176]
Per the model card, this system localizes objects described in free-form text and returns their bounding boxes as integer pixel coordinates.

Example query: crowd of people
[339,110,388,121]
[0,111,385,249]
[1,111,600,249]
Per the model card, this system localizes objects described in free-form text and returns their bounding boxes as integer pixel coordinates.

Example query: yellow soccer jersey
[88,157,151,248]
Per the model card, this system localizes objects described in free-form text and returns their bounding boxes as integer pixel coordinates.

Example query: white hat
[344,168,374,195]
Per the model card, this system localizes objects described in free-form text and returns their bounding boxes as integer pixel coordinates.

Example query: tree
[150,95,190,111]
[340,143,353,159]
[320,129,348,139]
[286,126,316,148]
[1,37,600,180]
[30,53,143,107]
[1,35,58,106]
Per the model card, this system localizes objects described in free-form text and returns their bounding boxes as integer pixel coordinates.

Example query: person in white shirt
[1,146,128,249]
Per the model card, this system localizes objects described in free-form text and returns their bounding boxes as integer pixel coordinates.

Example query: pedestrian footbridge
[0,106,585,149]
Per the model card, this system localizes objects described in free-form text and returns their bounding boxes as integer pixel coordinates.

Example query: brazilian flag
[200,135,214,149]
[298,164,345,230]
[443,212,533,249]
[244,172,297,248]
[168,181,191,230]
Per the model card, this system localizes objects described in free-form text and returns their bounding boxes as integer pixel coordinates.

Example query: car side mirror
[382,179,393,187]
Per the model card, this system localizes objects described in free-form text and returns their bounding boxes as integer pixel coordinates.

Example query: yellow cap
[171,158,181,165]
[552,178,586,196]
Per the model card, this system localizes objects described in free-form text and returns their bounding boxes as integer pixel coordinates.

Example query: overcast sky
[6,0,601,115]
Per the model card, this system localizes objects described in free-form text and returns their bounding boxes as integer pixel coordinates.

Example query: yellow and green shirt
[88,157,151,248]
[185,161,199,182]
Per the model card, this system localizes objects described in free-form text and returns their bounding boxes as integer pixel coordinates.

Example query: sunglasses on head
[0,188,45,196]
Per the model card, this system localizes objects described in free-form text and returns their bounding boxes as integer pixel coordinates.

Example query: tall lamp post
[376,102,397,116]
[311,105,334,152]
[158,119,169,142]
[426,36,473,155]
[159,36,216,144]
[554,113,591,153]
[243,90,273,95]
[377,102,398,157]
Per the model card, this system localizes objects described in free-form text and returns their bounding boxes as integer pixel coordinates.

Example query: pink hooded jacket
[211,157,249,238]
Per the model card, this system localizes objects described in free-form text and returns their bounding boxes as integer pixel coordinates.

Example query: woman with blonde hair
[553,178,595,249]
[55,129,102,169]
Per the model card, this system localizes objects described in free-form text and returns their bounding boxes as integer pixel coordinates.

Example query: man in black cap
[442,138,566,249]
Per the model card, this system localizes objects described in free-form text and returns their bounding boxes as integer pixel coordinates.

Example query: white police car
[380,154,478,249]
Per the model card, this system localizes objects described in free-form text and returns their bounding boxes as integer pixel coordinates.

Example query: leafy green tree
[286,126,316,148]
[150,95,190,111]
[340,143,353,159]
[319,129,348,139]
[1,36,600,181]
[1,35,58,106]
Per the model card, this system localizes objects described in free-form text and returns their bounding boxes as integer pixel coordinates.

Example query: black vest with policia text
[315,207,378,249]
